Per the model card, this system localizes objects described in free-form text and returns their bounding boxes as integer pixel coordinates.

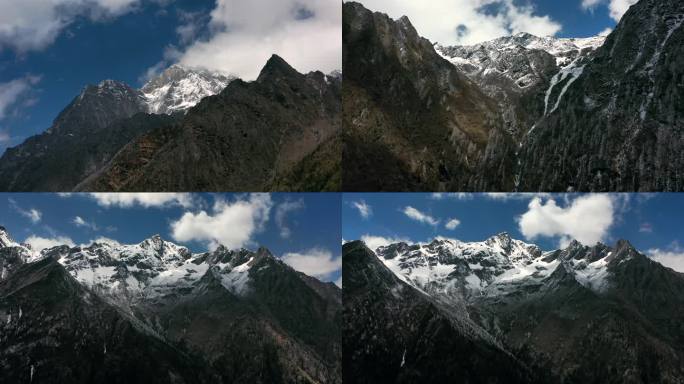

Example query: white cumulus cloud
[403,206,439,226]
[176,0,341,80]
[581,0,638,22]
[358,0,562,46]
[517,194,615,248]
[87,193,194,208]
[281,248,341,281]
[0,0,141,52]
[24,235,74,251]
[170,193,272,250]
[648,247,684,273]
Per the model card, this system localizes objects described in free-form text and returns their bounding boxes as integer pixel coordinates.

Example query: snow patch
[218,257,253,296]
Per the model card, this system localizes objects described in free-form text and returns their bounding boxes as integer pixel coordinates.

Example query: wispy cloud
[351,200,372,219]
[275,199,305,238]
[445,218,461,230]
[403,206,439,227]
[8,198,42,223]
[72,216,98,230]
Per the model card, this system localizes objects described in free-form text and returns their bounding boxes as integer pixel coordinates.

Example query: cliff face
[343,0,684,192]
[343,2,516,192]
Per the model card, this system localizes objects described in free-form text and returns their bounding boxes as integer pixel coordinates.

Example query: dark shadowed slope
[78,55,341,192]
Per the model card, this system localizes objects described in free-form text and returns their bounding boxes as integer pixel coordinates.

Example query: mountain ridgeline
[344,235,684,383]
[343,0,684,191]
[0,227,341,384]
[0,56,341,192]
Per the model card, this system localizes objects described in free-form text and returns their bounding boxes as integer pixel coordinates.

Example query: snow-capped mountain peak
[0,227,41,280]
[370,234,641,303]
[435,32,605,92]
[141,64,235,115]
[0,226,18,248]
[47,234,261,306]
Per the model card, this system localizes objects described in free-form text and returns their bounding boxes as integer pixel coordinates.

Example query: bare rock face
[343,0,684,192]
[342,1,513,192]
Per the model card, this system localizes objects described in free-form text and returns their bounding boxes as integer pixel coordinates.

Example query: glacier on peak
[76,64,235,117]
[436,32,605,91]
[369,234,633,303]
[0,229,270,304]
[141,64,236,115]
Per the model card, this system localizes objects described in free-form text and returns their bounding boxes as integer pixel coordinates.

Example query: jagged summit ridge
[0,228,275,302]
[71,64,234,117]
[436,32,606,94]
[141,64,235,115]
[0,226,18,248]
[370,234,644,299]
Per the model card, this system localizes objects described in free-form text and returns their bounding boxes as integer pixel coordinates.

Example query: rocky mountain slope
[343,0,684,191]
[77,55,341,192]
[346,234,684,383]
[343,241,537,384]
[0,57,341,192]
[517,0,684,191]
[437,33,604,139]
[343,1,507,192]
[0,227,341,383]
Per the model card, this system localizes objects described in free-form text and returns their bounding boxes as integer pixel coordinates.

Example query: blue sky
[343,193,684,272]
[0,193,342,285]
[0,0,341,154]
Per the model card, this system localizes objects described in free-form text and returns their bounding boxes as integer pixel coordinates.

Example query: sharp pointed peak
[566,239,584,249]
[139,234,165,246]
[485,231,514,245]
[257,54,301,82]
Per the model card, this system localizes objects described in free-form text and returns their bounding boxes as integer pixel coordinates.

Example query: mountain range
[0,226,341,383]
[343,0,684,192]
[344,234,684,383]
[0,56,341,192]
